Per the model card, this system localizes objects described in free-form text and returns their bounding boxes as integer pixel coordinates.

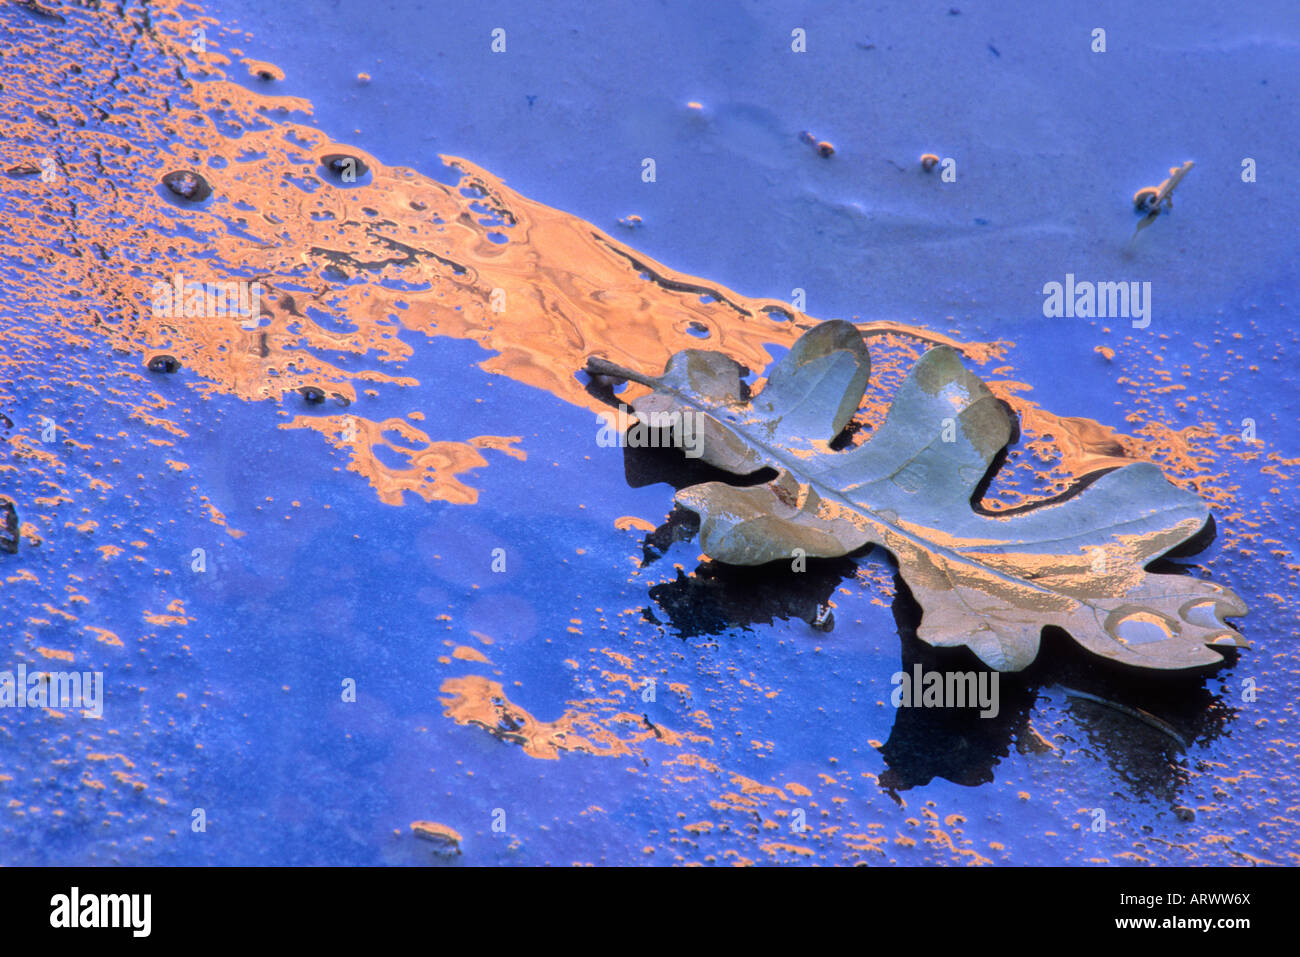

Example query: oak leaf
[587,321,1248,672]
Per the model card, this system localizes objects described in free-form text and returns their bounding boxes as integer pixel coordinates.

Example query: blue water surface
[1,0,1296,866]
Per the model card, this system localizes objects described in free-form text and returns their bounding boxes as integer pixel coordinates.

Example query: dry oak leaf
[586,320,1248,672]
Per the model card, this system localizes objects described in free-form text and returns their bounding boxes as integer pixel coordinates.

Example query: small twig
[1050,684,1189,750]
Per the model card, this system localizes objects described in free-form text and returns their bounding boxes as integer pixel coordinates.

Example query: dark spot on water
[299,386,326,404]
[974,217,989,226]
[321,153,369,180]
[987,43,1001,57]
[0,497,18,554]
[686,322,710,338]
[161,169,212,202]
[147,354,180,373]
[798,130,816,145]
[810,604,835,632]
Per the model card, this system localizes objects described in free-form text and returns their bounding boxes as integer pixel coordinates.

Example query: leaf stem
[584,356,660,388]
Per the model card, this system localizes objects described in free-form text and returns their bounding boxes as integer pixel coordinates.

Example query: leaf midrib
[647,369,1200,619]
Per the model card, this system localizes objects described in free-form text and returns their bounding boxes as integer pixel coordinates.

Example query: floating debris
[810,604,835,632]
[618,214,644,229]
[0,496,18,554]
[243,59,283,82]
[797,131,834,157]
[161,169,212,202]
[410,821,462,855]
[1129,161,1194,246]
[920,153,940,172]
[1133,161,1193,214]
